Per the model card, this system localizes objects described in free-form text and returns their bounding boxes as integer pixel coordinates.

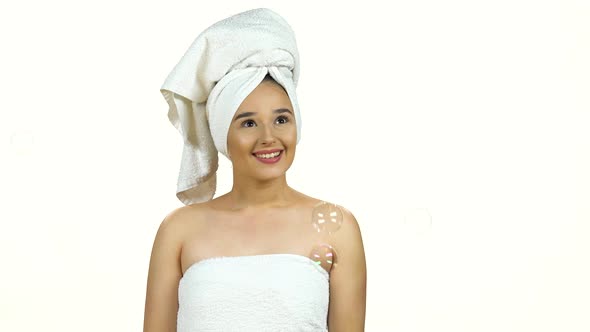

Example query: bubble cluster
[311,201,343,235]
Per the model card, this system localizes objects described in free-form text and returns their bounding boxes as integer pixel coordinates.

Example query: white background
[1,0,588,331]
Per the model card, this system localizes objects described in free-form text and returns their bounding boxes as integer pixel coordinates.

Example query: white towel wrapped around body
[177,254,329,331]
[161,8,302,205]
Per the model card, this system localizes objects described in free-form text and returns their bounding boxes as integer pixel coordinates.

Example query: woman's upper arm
[143,209,184,332]
[327,207,367,332]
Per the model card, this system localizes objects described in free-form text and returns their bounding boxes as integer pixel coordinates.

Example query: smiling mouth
[252,150,283,163]
[253,150,282,158]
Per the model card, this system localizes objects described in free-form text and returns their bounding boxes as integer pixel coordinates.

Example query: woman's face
[227,80,297,180]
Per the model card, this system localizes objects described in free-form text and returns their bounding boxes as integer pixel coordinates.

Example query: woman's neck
[226,175,296,210]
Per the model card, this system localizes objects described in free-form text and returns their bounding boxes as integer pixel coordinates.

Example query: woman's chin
[254,169,287,180]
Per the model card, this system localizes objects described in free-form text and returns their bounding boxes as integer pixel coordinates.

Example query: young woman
[144,9,366,332]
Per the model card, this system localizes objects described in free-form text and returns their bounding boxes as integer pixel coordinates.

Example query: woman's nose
[259,124,276,145]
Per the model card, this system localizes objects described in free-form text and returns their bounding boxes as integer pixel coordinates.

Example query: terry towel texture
[160,8,302,205]
[177,254,330,332]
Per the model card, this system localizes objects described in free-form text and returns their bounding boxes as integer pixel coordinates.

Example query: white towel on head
[160,8,302,206]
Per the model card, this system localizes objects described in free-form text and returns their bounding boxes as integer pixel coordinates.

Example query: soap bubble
[311,201,343,235]
[9,130,35,156]
[308,243,338,273]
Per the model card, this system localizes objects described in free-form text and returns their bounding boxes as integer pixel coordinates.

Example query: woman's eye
[241,116,289,128]
[276,116,289,124]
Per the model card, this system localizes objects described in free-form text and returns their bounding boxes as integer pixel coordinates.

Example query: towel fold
[161,8,302,205]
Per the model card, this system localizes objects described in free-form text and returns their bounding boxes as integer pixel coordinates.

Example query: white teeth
[255,151,281,159]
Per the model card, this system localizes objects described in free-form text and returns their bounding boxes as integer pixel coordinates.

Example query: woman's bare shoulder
[159,202,211,231]
[290,190,325,207]
[294,193,360,230]
[296,192,349,211]
[303,196,357,227]
[291,191,347,211]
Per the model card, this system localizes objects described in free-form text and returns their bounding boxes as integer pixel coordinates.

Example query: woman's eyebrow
[233,108,292,122]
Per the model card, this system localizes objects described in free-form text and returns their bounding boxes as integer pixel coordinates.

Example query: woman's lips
[253,151,282,164]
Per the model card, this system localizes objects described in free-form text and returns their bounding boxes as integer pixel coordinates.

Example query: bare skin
[178,191,330,276]
[144,78,367,331]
